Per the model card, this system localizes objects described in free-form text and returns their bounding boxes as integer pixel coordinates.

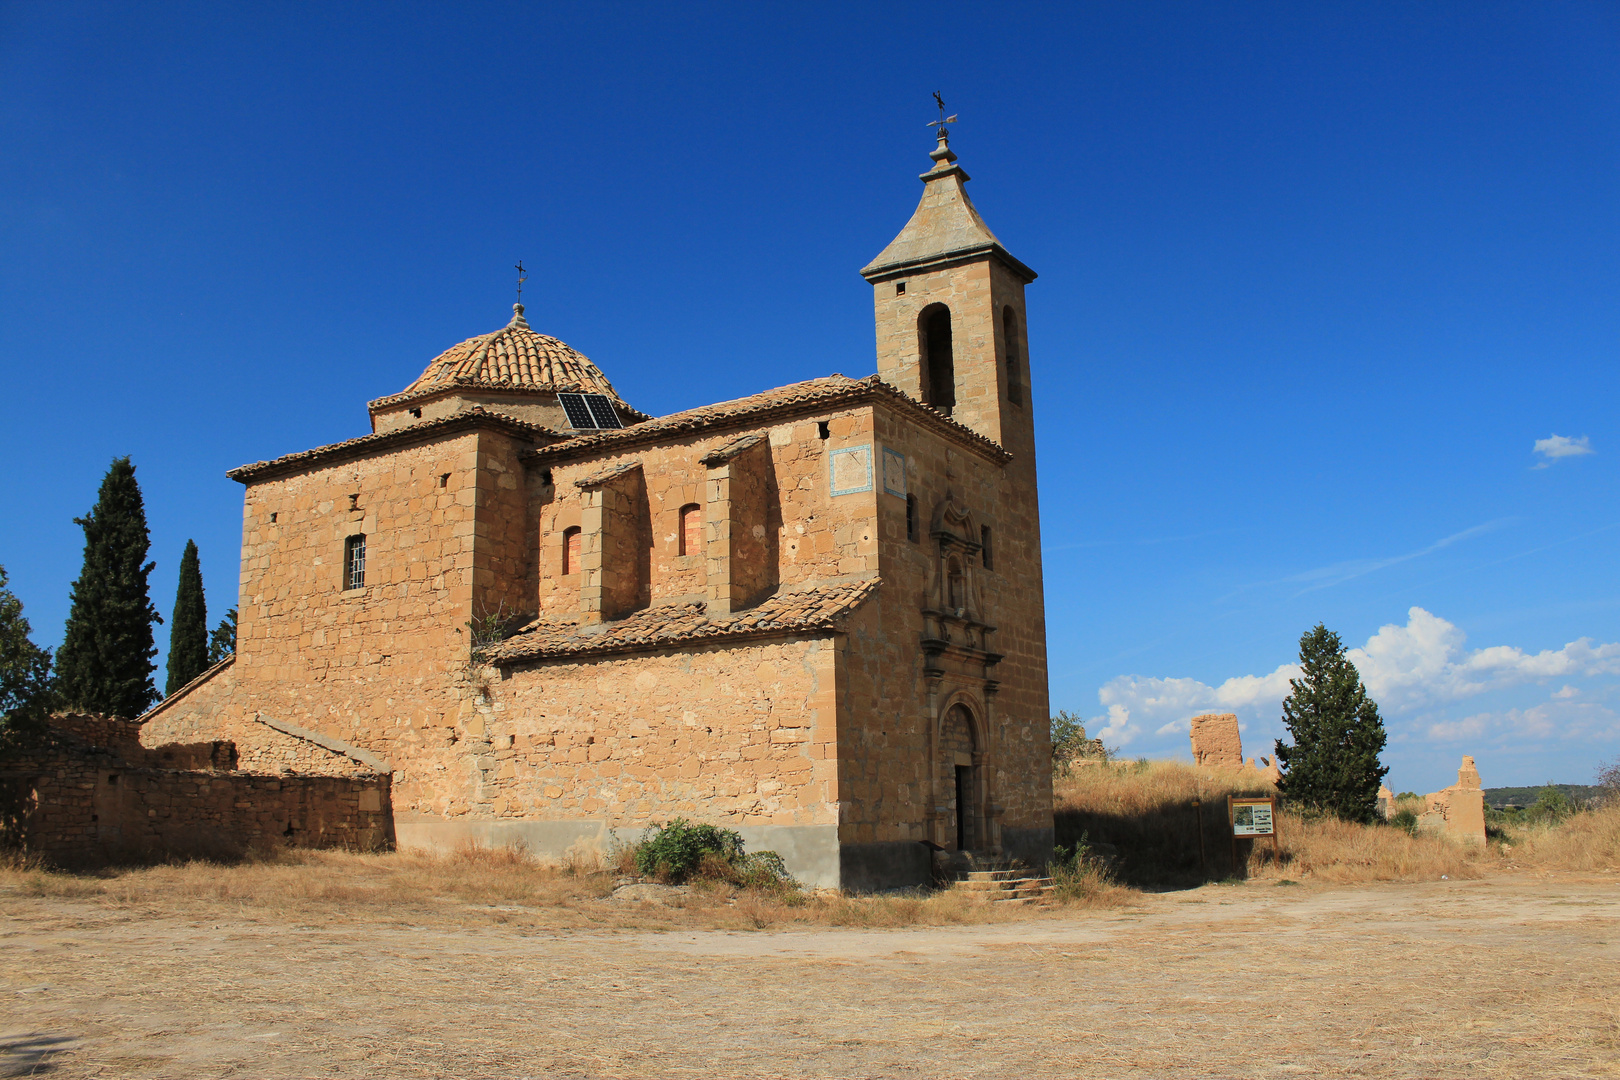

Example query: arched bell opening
[917,303,956,415]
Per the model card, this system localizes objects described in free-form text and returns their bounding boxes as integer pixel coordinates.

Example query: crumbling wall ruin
[0,714,393,866]
[1190,714,1243,767]
[1418,755,1486,845]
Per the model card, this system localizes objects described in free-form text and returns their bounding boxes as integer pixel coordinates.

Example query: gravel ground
[3,871,1617,1078]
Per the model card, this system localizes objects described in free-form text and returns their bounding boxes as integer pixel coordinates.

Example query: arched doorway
[940,702,979,850]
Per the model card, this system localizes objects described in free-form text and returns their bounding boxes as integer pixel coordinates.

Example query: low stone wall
[0,718,394,867]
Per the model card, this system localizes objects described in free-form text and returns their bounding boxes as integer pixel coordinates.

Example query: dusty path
[3,872,1617,1078]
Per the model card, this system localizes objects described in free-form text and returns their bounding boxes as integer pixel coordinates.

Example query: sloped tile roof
[367,304,645,418]
[860,137,1035,284]
[525,375,1012,465]
[488,578,881,663]
[227,410,564,483]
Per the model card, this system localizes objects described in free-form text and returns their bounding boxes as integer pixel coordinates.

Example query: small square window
[896,281,906,295]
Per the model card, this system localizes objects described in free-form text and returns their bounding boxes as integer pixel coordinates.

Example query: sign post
[1227,794,1278,874]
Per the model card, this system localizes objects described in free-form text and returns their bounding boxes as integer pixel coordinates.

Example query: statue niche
[920,491,1000,680]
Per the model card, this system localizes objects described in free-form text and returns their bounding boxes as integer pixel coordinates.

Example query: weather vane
[927,91,957,135]
[514,260,527,303]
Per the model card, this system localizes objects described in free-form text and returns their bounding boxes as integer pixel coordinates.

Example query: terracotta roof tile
[227,410,563,484]
[525,375,1012,465]
[573,459,643,488]
[366,304,645,418]
[489,578,881,663]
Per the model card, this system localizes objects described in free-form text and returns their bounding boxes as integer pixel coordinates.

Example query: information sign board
[1229,797,1276,837]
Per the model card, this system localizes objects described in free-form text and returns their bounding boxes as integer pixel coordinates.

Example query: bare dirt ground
[3,871,1617,1079]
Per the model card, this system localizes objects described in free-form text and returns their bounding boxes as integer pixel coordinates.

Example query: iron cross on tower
[928,92,957,135]
[514,260,527,303]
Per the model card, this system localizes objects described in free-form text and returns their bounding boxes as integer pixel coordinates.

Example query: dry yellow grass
[0,843,1097,930]
[1056,759,1620,886]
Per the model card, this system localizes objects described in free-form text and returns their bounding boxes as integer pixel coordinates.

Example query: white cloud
[1088,608,1620,751]
[1099,664,1300,746]
[1425,700,1620,744]
[1349,607,1620,709]
[1532,434,1594,468]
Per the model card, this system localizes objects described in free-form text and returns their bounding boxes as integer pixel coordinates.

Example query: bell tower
[860,121,1037,453]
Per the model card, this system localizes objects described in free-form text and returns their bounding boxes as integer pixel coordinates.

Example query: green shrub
[1391,808,1418,835]
[629,818,795,891]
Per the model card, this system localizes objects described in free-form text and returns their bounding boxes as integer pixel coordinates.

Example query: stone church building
[143,128,1053,889]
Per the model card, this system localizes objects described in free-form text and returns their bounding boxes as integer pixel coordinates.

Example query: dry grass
[1055,759,1620,887]
[0,843,1087,930]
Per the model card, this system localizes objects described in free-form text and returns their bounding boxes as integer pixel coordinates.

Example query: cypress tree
[54,457,163,718]
[165,540,208,695]
[1274,624,1389,823]
[0,566,54,745]
[207,607,238,664]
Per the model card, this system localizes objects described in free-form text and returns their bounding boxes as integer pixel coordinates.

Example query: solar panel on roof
[558,393,597,429]
[584,394,623,429]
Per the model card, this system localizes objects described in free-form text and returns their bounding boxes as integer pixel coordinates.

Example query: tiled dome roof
[382,304,629,406]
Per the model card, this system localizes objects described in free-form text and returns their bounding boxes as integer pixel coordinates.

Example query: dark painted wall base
[839,840,933,892]
[1002,825,1054,869]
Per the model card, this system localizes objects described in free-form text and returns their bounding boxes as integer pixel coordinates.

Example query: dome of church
[394,303,628,404]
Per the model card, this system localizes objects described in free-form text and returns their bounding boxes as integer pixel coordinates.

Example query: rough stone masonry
[139,124,1054,890]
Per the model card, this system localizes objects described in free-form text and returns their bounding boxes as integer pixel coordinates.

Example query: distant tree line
[1,456,236,744]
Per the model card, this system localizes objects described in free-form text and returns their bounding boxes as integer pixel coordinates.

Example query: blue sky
[3,2,1618,794]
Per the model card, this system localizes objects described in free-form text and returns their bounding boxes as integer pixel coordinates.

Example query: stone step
[958,869,1020,882]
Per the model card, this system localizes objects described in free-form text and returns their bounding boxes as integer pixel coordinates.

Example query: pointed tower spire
[861,112,1034,285]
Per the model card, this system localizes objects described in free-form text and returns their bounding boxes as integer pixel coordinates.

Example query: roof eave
[227,412,566,485]
[860,242,1037,285]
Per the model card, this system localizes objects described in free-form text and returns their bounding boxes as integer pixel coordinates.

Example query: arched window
[906,494,919,543]
[917,304,955,415]
[1003,306,1023,406]
[678,504,702,556]
[562,526,582,575]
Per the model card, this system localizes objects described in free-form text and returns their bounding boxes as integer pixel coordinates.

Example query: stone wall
[0,724,393,867]
[1418,756,1487,845]
[1190,714,1244,767]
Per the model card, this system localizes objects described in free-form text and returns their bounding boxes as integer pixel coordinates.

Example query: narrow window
[269,512,277,523]
[1003,307,1023,406]
[438,473,449,488]
[409,407,422,418]
[679,504,702,556]
[817,421,830,440]
[348,493,360,510]
[906,495,919,543]
[562,526,582,575]
[344,535,366,590]
[980,525,993,570]
[918,304,955,415]
[896,281,906,296]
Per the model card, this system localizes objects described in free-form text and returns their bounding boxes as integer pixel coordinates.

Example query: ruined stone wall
[1191,714,1244,767]
[1,736,392,866]
[394,636,838,829]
